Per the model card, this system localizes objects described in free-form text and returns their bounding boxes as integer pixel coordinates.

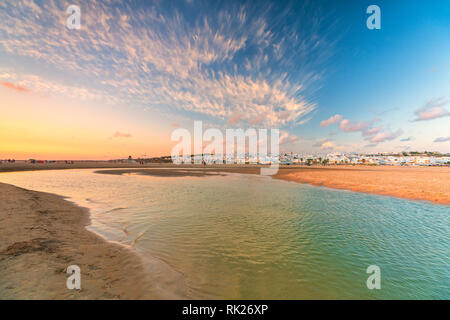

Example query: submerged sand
[2,160,449,206]
[93,165,450,205]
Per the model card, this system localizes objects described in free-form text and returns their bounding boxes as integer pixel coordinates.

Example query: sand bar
[89,165,450,205]
[1,162,449,204]
[273,166,450,205]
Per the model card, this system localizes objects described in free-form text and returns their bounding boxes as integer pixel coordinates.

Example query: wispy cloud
[367,129,403,143]
[1,81,30,93]
[279,131,300,145]
[400,136,414,142]
[113,131,132,138]
[0,70,115,102]
[413,97,450,121]
[320,114,342,127]
[433,136,450,143]
[313,138,335,150]
[227,112,245,125]
[338,119,370,132]
[323,114,404,145]
[361,126,382,137]
[0,0,337,127]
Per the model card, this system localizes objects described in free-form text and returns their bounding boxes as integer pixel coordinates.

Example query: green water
[0,169,448,299]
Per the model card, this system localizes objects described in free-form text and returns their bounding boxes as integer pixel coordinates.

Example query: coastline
[0,164,448,299]
[272,166,450,206]
[91,165,450,205]
[0,182,159,299]
[1,162,449,204]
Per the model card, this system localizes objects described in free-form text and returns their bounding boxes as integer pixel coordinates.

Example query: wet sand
[95,168,227,177]
[272,166,450,205]
[93,165,450,205]
[0,182,159,299]
[2,162,448,204]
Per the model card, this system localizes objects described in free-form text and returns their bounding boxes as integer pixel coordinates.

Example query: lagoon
[0,169,448,299]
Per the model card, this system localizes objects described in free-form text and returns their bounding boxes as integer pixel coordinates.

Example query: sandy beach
[0,162,448,299]
[0,182,159,299]
[273,166,450,205]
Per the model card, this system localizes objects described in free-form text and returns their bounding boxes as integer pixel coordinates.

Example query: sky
[0,0,449,160]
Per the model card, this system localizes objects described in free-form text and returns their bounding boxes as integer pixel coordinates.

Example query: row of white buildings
[316,153,450,166]
[170,152,450,166]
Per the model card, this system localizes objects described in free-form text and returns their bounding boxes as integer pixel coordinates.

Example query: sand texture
[0,182,158,299]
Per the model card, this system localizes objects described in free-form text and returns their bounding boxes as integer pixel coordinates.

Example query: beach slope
[0,182,155,299]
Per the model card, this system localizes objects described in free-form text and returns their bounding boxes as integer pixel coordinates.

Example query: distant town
[108,151,450,166]
[279,151,450,166]
[2,151,449,167]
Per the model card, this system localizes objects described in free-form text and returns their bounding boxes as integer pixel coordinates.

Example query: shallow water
[0,169,448,299]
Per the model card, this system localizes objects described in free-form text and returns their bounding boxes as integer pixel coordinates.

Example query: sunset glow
[1,0,449,159]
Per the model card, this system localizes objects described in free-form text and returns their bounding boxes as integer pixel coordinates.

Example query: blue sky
[308,0,450,152]
[0,0,449,158]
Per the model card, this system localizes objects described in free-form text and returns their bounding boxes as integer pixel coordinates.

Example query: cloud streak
[113,131,132,138]
[0,0,338,127]
[413,97,449,121]
[368,129,403,143]
[433,136,450,143]
[320,114,342,127]
[339,119,370,133]
[1,81,30,93]
[321,114,404,144]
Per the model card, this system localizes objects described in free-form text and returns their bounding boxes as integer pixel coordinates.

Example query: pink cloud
[320,114,342,127]
[113,131,132,138]
[313,138,335,150]
[334,116,404,144]
[368,129,403,143]
[1,81,30,93]
[338,119,370,132]
[248,113,266,125]
[362,126,382,137]
[414,97,449,121]
[279,131,300,145]
[227,112,244,125]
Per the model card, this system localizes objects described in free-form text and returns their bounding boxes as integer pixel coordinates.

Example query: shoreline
[92,165,450,205]
[0,164,448,299]
[1,162,449,205]
[0,182,160,299]
[272,166,450,206]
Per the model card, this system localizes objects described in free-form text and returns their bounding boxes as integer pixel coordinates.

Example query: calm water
[0,169,448,299]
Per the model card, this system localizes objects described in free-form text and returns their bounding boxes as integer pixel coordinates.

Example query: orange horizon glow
[0,86,175,160]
